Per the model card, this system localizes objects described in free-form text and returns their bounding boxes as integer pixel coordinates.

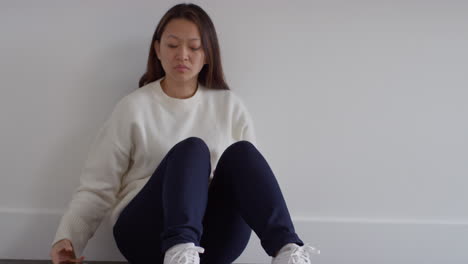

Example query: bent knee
[177,136,210,153]
[228,140,256,152]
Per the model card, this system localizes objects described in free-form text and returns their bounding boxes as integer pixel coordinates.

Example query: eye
[167,44,201,51]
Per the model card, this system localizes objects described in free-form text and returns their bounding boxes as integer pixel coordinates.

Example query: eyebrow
[167,34,200,41]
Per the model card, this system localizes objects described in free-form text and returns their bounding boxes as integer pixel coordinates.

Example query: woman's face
[155,19,206,84]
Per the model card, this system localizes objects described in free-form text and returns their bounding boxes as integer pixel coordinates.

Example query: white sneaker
[163,242,205,264]
[271,243,320,264]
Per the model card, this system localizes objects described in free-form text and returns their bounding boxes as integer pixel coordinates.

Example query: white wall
[1,0,467,263]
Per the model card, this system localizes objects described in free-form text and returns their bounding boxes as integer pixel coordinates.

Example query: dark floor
[0,260,254,264]
[0,260,256,264]
[0,261,127,264]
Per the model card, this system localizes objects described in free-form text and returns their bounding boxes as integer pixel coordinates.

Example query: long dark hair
[138,3,229,90]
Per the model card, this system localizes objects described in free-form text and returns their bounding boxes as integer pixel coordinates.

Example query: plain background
[1,0,467,263]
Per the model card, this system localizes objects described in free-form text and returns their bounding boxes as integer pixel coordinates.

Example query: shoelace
[289,244,320,264]
[173,245,205,264]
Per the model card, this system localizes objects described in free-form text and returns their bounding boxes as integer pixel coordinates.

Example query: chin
[169,72,198,82]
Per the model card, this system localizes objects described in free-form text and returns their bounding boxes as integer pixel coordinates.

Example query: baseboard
[1,209,467,264]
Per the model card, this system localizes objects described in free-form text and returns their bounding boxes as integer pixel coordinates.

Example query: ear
[154,41,161,60]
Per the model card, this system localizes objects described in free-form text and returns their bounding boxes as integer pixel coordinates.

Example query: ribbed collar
[150,77,203,111]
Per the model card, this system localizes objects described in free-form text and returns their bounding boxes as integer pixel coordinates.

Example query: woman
[50,3,319,264]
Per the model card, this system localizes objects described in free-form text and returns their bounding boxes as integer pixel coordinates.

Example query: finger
[58,247,73,255]
[68,256,85,263]
[64,241,73,251]
[51,255,60,264]
[57,257,79,264]
[57,252,76,261]
[58,255,72,261]
[62,244,73,252]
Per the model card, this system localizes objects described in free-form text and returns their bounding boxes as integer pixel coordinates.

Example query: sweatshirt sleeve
[51,98,134,256]
[233,96,257,146]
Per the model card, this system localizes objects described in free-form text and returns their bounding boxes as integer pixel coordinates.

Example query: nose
[176,46,190,61]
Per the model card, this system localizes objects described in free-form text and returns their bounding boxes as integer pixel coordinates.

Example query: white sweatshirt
[52,77,257,256]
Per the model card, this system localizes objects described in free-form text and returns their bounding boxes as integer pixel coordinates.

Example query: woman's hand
[50,239,85,264]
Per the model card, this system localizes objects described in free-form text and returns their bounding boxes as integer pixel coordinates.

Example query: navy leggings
[113,137,303,264]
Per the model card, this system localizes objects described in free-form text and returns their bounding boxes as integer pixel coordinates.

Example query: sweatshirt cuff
[52,212,92,257]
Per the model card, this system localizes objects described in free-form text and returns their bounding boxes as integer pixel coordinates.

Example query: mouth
[175,65,190,70]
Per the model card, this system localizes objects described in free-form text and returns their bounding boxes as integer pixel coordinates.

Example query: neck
[161,76,198,99]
